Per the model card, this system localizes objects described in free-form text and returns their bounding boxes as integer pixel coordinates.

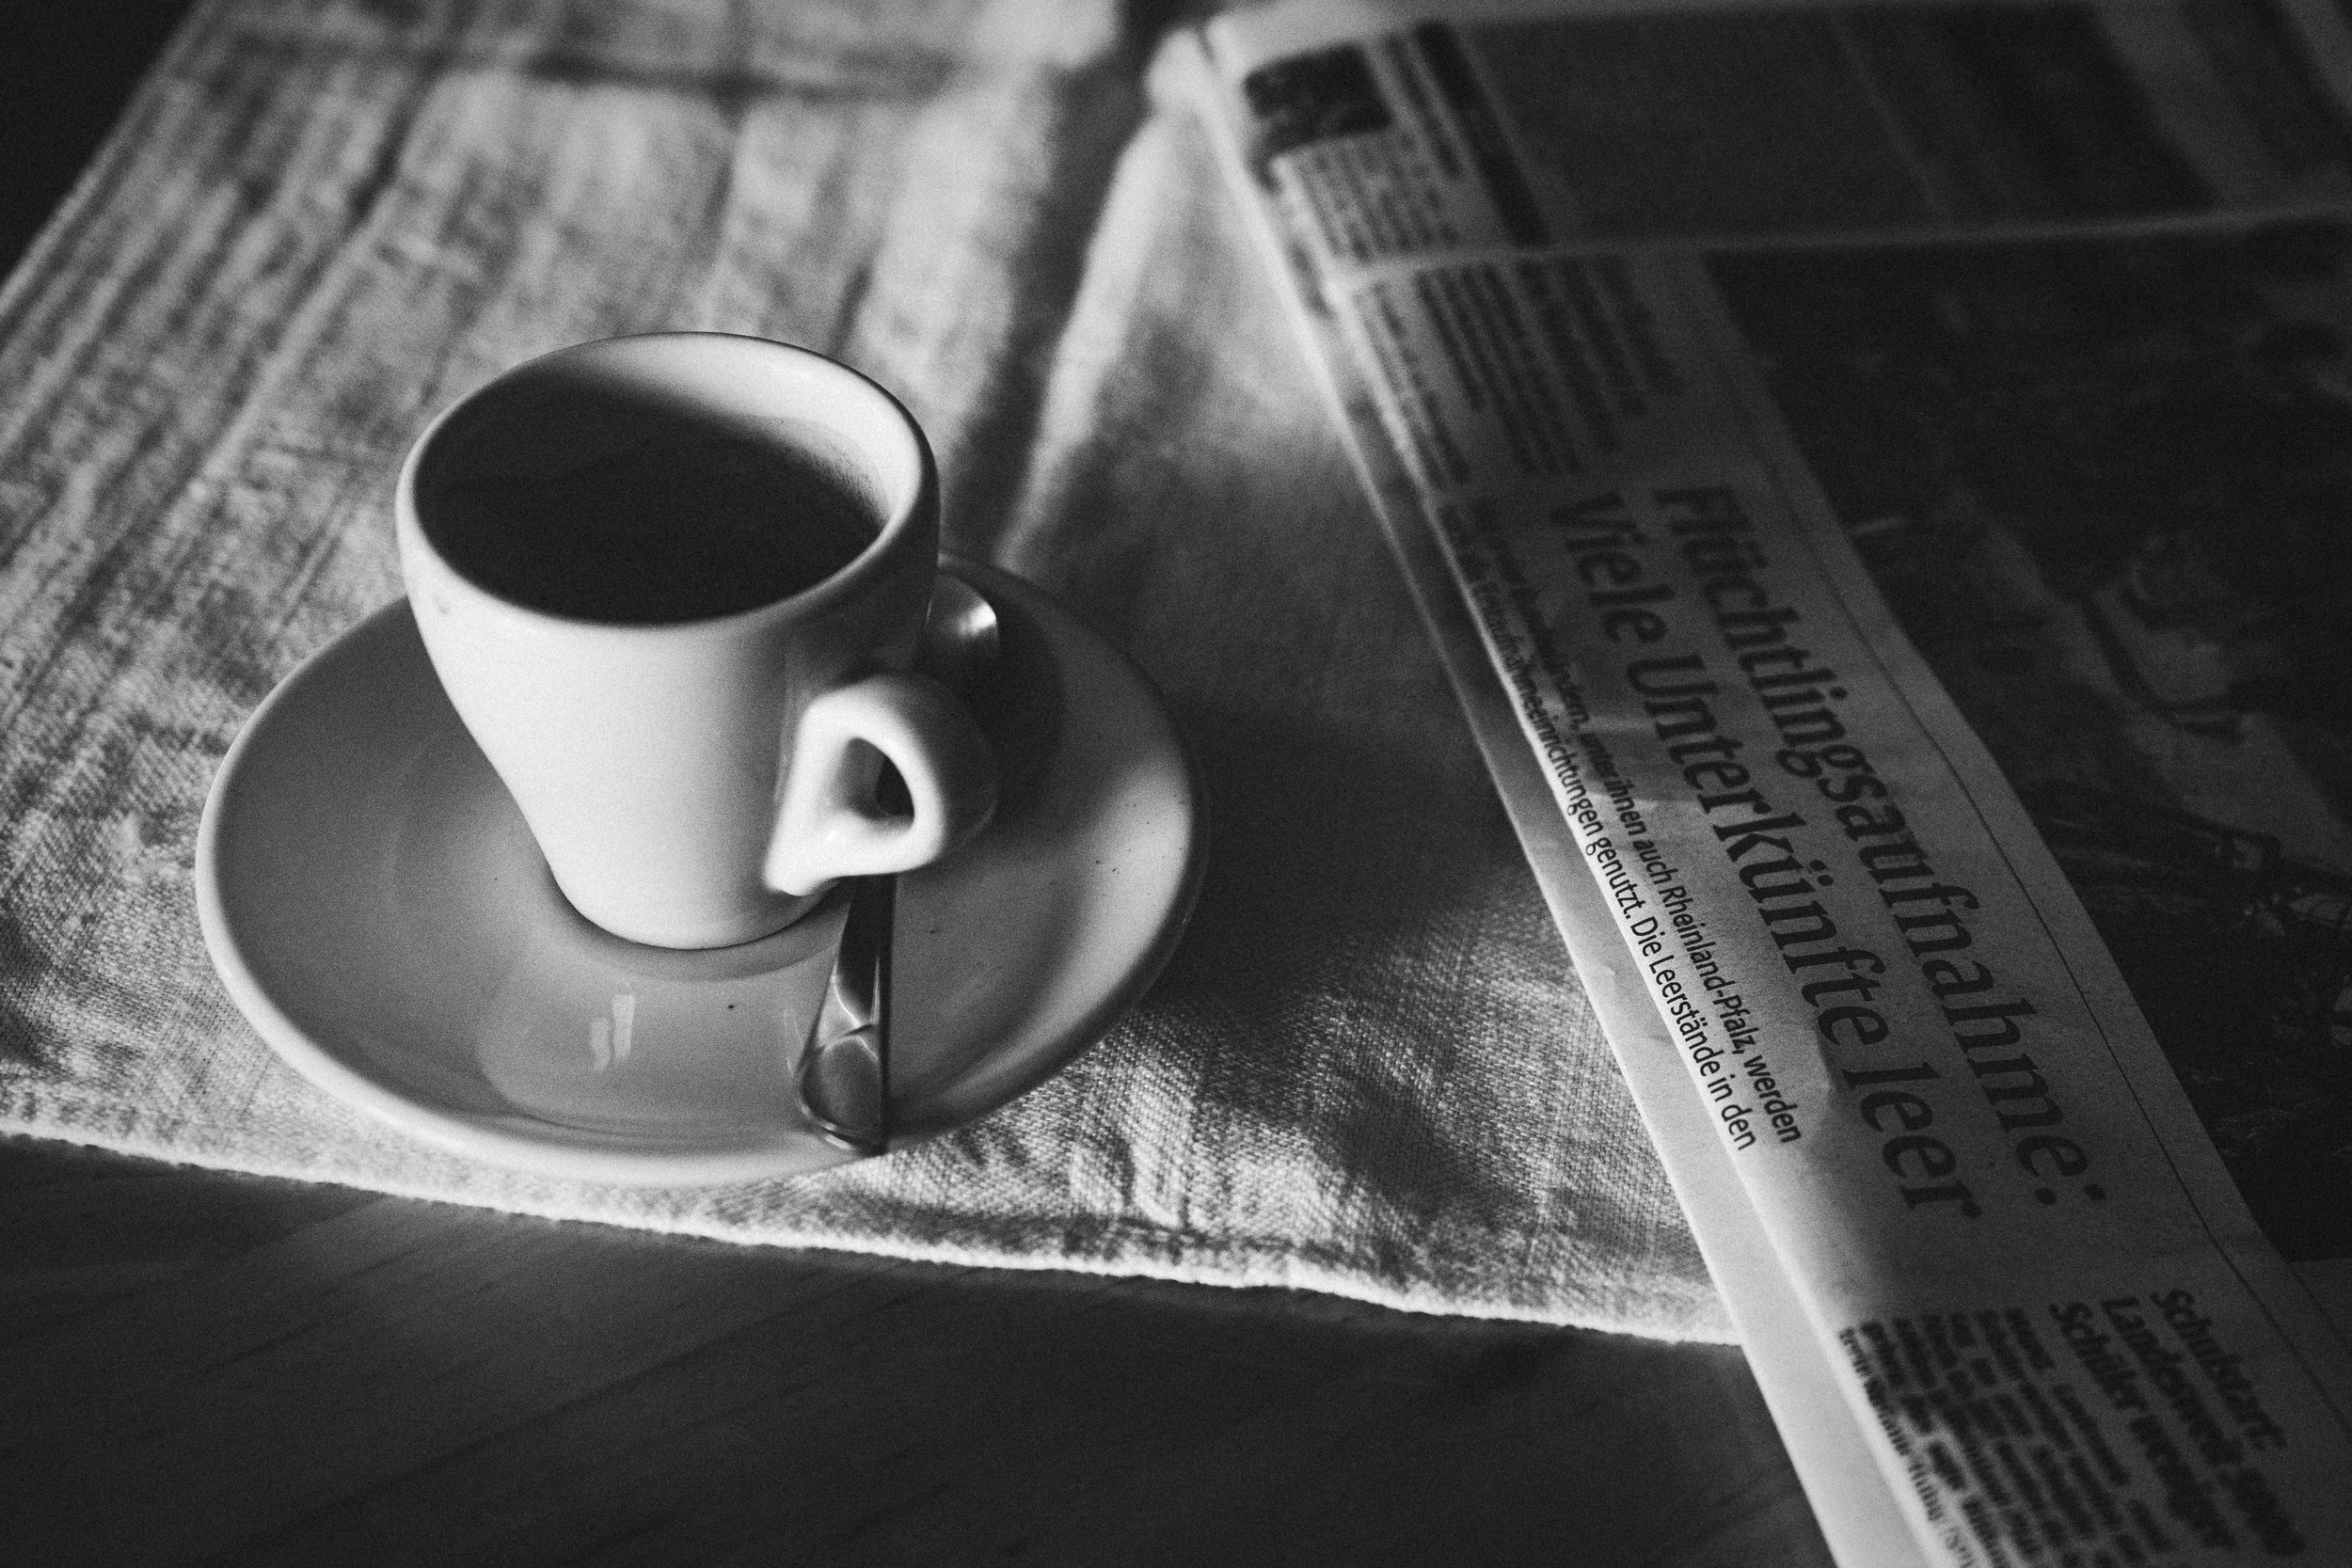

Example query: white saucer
[195,561,1202,1186]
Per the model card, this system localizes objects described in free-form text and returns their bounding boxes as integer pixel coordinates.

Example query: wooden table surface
[1,1138,1831,1566]
[0,9,1830,1564]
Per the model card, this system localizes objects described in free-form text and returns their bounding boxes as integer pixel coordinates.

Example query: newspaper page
[1181,2,2352,1562]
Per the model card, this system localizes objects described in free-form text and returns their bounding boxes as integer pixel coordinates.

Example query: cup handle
[763,673,999,896]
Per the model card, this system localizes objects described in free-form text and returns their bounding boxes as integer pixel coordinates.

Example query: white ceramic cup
[395,333,998,950]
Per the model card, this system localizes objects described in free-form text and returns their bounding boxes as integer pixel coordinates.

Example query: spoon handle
[797,873,893,1156]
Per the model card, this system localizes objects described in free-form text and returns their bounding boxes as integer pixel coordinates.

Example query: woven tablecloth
[0,0,1724,1341]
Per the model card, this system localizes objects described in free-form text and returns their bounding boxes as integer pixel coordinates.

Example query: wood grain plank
[0,1137,374,1339]
[2,1143,1829,1568]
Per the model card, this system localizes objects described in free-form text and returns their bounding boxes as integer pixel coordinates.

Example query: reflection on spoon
[797,875,892,1152]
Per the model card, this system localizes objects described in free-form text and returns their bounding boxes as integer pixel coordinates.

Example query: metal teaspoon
[796,570,1000,1156]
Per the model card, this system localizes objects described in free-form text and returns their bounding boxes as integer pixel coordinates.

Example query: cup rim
[394,331,937,638]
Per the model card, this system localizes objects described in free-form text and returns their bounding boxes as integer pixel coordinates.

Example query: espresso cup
[395,333,998,950]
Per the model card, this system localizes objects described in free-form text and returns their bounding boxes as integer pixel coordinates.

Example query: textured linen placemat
[0,0,1726,1341]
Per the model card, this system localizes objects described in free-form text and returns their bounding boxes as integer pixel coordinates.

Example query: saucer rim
[194,559,1204,1187]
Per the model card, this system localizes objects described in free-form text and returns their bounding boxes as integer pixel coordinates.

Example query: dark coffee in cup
[416,378,882,625]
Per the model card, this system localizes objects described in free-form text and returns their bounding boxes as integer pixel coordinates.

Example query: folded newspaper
[1180,2,2352,1562]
